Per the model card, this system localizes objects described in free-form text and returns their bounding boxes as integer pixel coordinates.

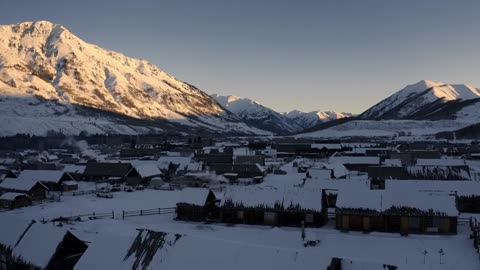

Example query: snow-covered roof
[383,159,402,167]
[0,214,33,249]
[283,188,323,212]
[177,188,213,206]
[329,156,380,165]
[133,164,162,178]
[336,189,458,216]
[0,192,31,200]
[308,168,332,180]
[62,180,78,186]
[311,143,342,150]
[16,169,69,183]
[385,179,480,197]
[0,177,47,192]
[324,163,349,178]
[416,158,466,166]
[62,164,86,174]
[12,223,68,269]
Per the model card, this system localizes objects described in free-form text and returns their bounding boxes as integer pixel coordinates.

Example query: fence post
[112,210,114,219]
[159,208,161,214]
[122,210,125,220]
[140,209,143,216]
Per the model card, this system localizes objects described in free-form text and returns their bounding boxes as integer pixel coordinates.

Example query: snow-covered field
[297,119,474,138]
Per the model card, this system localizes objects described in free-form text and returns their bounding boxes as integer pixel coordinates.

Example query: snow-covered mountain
[359,80,480,120]
[0,21,268,136]
[298,80,480,138]
[211,94,302,134]
[284,110,353,129]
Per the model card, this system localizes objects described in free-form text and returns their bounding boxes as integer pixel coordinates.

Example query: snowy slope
[360,80,480,120]
[285,110,353,129]
[0,21,268,136]
[212,94,302,134]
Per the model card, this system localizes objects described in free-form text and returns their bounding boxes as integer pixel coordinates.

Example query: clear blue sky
[1,0,479,114]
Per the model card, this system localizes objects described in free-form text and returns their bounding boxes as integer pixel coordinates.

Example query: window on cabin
[409,217,421,230]
[264,212,276,224]
[305,213,314,223]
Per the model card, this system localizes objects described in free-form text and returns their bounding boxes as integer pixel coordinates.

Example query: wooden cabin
[0,178,48,201]
[82,162,133,182]
[0,193,32,209]
[124,164,162,186]
[335,190,458,235]
[14,170,76,191]
[219,186,327,228]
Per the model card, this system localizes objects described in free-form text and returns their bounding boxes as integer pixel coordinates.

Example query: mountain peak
[360,80,480,120]
[0,21,268,136]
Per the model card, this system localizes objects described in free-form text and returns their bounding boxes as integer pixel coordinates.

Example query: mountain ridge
[0,21,269,136]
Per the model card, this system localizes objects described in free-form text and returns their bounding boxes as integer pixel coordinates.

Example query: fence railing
[42,210,115,223]
[122,207,176,219]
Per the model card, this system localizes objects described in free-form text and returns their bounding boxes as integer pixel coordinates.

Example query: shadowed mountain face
[0,21,268,136]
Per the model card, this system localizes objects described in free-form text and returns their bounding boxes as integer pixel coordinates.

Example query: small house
[0,178,48,201]
[82,162,133,181]
[15,170,76,191]
[220,186,326,227]
[125,163,162,185]
[0,193,32,209]
[176,188,218,221]
[307,168,333,180]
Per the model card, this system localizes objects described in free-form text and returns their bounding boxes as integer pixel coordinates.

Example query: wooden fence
[122,207,176,219]
[42,211,115,223]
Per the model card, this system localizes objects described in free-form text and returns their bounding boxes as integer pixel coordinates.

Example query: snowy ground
[297,119,474,138]
[1,159,480,269]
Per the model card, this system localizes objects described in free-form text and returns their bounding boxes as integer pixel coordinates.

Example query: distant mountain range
[212,94,352,134]
[299,80,480,138]
[1,21,479,138]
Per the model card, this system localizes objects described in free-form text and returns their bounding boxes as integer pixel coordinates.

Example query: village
[1,135,480,270]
